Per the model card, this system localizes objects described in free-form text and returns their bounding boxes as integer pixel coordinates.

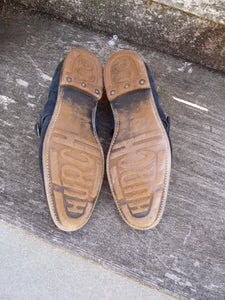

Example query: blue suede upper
[35,60,64,180]
[145,64,172,151]
[145,64,170,132]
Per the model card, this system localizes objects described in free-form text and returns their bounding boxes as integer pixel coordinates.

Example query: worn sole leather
[104,50,171,230]
[43,49,104,231]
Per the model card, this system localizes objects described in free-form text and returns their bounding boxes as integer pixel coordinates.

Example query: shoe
[104,50,171,230]
[35,49,104,231]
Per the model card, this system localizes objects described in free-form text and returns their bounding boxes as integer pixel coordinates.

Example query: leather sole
[43,49,104,231]
[104,50,171,230]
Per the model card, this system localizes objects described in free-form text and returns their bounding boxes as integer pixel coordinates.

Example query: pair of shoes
[35,49,171,231]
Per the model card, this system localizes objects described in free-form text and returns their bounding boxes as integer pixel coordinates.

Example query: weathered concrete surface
[5,0,225,72]
[0,11,225,300]
[157,0,225,25]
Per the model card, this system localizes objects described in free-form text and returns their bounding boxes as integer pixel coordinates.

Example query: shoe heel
[60,49,103,100]
[104,50,150,102]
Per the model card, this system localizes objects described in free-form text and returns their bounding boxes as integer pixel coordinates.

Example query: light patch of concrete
[16,78,29,87]
[0,221,177,300]
[172,96,209,112]
[0,95,16,110]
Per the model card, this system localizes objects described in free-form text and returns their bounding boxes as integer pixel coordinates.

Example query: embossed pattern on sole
[61,49,103,100]
[104,50,150,101]
[43,49,104,231]
[105,50,171,230]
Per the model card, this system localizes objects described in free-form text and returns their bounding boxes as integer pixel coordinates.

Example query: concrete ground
[1,7,225,300]
[8,0,225,72]
[0,221,176,300]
